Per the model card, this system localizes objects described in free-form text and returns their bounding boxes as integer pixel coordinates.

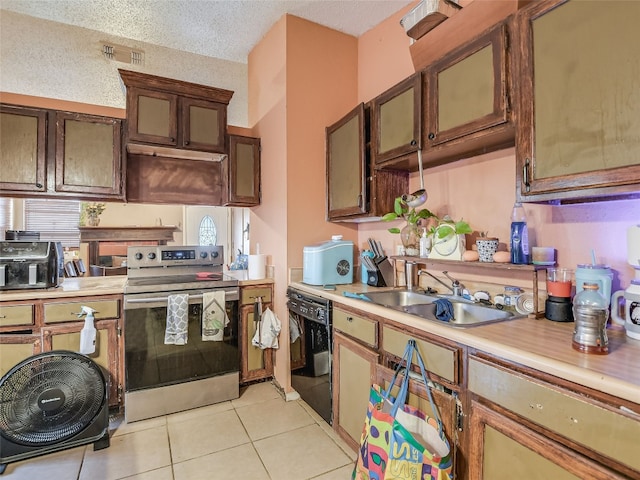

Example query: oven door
[124,287,239,392]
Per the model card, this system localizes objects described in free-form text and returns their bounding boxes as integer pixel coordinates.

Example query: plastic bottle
[419,229,430,258]
[510,202,530,264]
[78,306,97,355]
[572,282,608,354]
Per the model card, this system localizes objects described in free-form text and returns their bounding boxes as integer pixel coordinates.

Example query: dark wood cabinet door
[515,0,640,203]
[55,111,123,198]
[0,104,47,193]
[423,22,514,167]
[224,134,260,206]
[127,87,178,146]
[181,97,226,153]
[372,73,422,169]
[326,103,368,220]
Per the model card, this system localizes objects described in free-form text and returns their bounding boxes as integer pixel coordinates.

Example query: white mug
[611,282,640,340]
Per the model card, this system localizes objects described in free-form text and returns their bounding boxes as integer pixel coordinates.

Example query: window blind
[0,198,13,238]
[24,199,80,248]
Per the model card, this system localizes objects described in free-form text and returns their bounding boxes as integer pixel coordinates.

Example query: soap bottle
[510,202,530,264]
[78,306,97,355]
[419,229,430,258]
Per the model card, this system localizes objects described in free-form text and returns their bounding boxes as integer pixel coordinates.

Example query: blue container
[361,250,375,284]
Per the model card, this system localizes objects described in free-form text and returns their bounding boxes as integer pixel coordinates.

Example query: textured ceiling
[0,0,414,63]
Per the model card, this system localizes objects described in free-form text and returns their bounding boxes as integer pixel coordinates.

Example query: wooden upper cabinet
[223,134,261,206]
[515,0,640,203]
[372,73,422,169]
[326,103,409,221]
[327,103,369,220]
[55,111,123,198]
[119,69,233,155]
[126,87,178,146]
[0,104,47,193]
[423,22,514,166]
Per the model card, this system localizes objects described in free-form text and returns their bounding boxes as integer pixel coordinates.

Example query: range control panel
[127,245,224,269]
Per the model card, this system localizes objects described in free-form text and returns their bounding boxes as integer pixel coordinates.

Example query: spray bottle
[78,306,97,355]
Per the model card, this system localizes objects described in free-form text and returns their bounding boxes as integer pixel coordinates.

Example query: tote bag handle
[385,339,444,436]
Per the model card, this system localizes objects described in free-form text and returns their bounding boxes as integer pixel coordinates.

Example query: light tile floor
[3,382,357,480]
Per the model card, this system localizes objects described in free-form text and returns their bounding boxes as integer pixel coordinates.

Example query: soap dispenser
[419,229,430,258]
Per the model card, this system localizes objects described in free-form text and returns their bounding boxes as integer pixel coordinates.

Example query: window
[0,197,13,238]
[25,199,80,248]
[198,215,217,245]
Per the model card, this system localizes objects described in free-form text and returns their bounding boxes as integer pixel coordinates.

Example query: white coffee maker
[611,225,640,339]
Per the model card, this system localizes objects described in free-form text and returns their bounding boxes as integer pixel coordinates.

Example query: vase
[401,223,422,256]
[87,215,100,227]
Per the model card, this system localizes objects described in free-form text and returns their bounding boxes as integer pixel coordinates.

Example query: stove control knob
[147,252,156,260]
[200,251,208,259]
[316,308,325,321]
[211,251,219,258]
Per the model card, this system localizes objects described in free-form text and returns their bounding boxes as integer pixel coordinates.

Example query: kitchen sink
[353,290,440,307]
[349,289,526,327]
[401,301,525,327]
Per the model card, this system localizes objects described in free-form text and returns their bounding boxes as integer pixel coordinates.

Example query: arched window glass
[198,215,217,245]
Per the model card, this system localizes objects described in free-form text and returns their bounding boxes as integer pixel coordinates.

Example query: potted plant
[80,202,106,227]
[382,196,471,256]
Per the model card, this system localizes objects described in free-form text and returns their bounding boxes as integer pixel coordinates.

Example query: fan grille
[0,351,106,446]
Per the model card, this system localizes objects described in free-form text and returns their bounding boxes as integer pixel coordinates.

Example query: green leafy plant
[382,196,472,238]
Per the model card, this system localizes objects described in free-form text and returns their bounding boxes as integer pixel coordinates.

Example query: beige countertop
[289,281,640,406]
[0,273,273,302]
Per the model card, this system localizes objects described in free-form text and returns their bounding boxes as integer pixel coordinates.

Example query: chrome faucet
[418,270,465,297]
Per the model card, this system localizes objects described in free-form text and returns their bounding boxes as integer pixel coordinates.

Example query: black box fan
[0,350,110,474]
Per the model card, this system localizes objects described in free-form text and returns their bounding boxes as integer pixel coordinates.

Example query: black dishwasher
[287,287,333,424]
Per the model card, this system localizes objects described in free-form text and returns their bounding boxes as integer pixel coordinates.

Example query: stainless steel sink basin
[354,290,440,307]
[401,302,525,327]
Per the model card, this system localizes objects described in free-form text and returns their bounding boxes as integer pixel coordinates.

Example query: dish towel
[202,290,229,341]
[434,298,454,323]
[165,293,189,345]
[252,307,282,349]
[289,313,301,343]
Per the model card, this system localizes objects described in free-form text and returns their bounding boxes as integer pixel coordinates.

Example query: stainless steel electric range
[123,245,239,422]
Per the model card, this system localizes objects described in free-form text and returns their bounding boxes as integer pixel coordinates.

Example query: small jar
[503,286,523,307]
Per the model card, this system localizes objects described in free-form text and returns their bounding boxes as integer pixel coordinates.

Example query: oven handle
[125,290,239,309]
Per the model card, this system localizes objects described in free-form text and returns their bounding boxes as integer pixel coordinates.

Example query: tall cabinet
[515,0,640,203]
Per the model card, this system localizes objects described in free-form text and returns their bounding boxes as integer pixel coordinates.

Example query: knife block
[366,257,395,287]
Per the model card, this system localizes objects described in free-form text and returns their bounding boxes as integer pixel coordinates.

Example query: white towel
[202,291,229,341]
[289,313,301,343]
[252,307,282,349]
[165,293,189,345]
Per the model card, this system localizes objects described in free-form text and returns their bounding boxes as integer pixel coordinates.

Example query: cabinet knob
[347,316,353,322]
[410,139,417,146]
[185,141,189,145]
[170,137,175,142]
[428,132,435,140]
[35,183,43,188]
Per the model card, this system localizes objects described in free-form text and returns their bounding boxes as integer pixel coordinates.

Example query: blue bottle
[510,202,530,264]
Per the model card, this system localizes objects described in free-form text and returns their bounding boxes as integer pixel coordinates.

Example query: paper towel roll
[248,254,266,280]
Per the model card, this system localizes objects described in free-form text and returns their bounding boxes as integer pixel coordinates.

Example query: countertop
[0,273,273,302]
[289,281,640,406]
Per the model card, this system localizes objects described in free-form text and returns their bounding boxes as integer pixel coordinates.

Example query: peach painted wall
[248,15,359,391]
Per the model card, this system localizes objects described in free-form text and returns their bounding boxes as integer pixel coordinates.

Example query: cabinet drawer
[0,304,34,327]
[382,326,458,383]
[240,287,272,306]
[468,357,640,472]
[43,299,120,323]
[333,308,377,347]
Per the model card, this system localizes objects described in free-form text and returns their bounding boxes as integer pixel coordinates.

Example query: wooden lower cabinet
[0,335,41,377]
[468,355,639,479]
[42,319,121,409]
[239,283,274,384]
[332,331,379,450]
[0,294,124,411]
[469,402,625,480]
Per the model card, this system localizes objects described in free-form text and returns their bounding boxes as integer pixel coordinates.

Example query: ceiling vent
[101,42,145,66]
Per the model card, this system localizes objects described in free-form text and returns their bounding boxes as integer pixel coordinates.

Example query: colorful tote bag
[353,339,453,480]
